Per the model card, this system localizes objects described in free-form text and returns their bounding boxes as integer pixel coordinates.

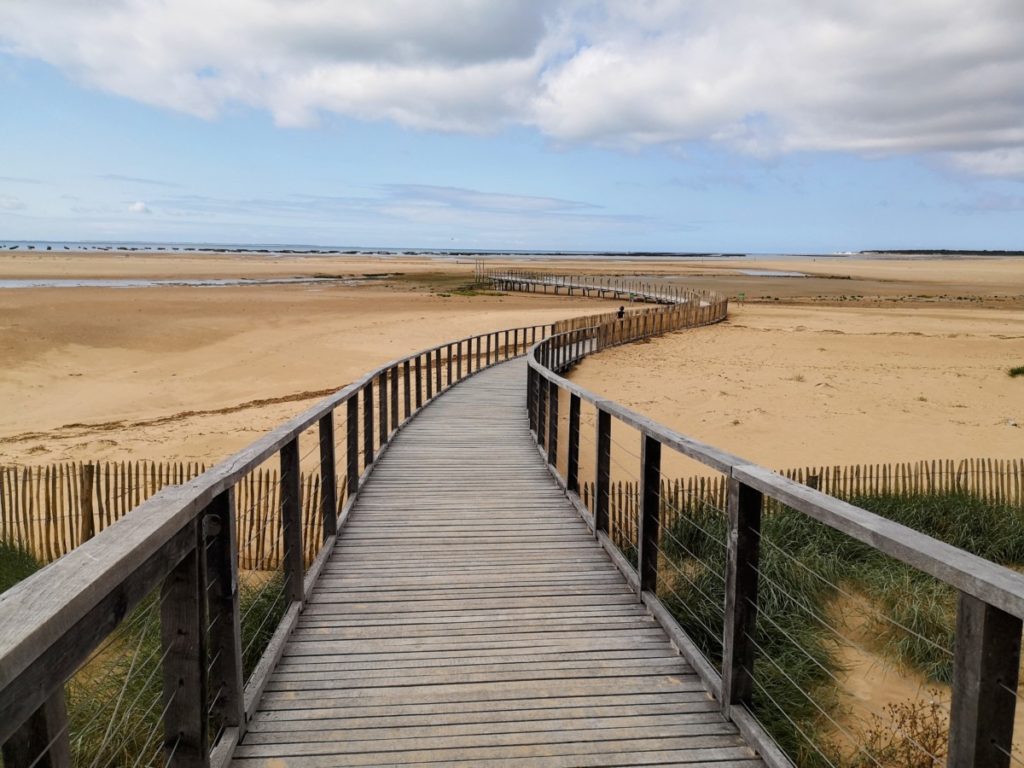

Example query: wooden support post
[80,463,95,542]
[504,330,510,360]
[595,409,611,535]
[362,384,374,469]
[456,341,463,380]
[377,372,388,442]
[527,368,537,433]
[547,380,559,467]
[346,398,358,493]
[948,593,1022,767]
[280,438,304,604]
[638,435,662,594]
[446,344,453,386]
[486,333,492,366]
[415,355,424,406]
[721,478,763,716]
[318,413,337,539]
[204,488,245,735]
[567,394,581,494]
[402,360,411,419]
[536,373,547,448]
[390,366,399,432]
[159,520,209,767]
[435,348,442,392]
[1,693,71,768]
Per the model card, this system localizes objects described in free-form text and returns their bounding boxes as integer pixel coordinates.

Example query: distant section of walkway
[233,359,763,767]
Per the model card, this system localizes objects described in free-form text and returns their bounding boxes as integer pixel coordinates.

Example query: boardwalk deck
[234,359,763,767]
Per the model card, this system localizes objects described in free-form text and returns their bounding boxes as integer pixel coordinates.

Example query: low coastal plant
[653,490,1022,767]
[62,570,286,766]
[1009,365,1024,378]
[0,538,40,594]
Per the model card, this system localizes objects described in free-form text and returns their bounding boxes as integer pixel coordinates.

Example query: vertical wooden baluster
[594,409,611,537]
[1,693,71,768]
[280,438,304,605]
[346,398,359,495]
[362,385,374,469]
[402,361,411,419]
[378,372,388,443]
[159,519,209,767]
[390,366,399,432]
[416,354,425,406]
[204,488,245,739]
[948,594,1022,767]
[567,394,581,495]
[721,478,763,717]
[546,380,559,467]
[638,435,661,595]
[319,412,337,540]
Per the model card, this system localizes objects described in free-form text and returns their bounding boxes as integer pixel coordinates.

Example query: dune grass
[0,538,40,595]
[1009,365,1024,378]
[657,491,1023,766]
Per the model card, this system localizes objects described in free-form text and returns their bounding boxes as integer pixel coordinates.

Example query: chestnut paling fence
[3,456,1021,567]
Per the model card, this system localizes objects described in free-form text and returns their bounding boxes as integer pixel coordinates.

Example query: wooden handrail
[0,320,552,767]
[518,269,1024,768]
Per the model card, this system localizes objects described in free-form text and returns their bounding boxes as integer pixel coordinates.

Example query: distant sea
[1,240,1017,261]
[0,239,833,262]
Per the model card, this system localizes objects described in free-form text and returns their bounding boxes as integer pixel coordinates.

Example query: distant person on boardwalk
[617,306,625,319]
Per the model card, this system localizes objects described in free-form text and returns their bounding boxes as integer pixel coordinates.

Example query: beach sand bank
[2,252,1022,470]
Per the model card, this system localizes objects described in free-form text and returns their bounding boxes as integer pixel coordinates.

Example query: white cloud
[0,195,25,210]
[128,201,151,214]
[2,1,1024,175]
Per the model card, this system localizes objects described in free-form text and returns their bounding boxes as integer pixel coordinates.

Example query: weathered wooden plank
[234,359,760,767]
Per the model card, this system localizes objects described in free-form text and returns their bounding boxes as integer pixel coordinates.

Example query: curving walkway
[232,359,762,767]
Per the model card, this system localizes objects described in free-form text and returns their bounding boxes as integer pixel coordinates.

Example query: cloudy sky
[1,0,1022,252]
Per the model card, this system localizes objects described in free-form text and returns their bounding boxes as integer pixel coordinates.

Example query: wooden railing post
[1,693,71,768]
[721,478,763,716]
[346,397,358,493]
[456,341,463,380]
[377,372,388,442]
[486,333,492,366]
[416,355,425,405]
[547,380,559,467]
[362,385,374,468]
[567,394,581,494]
[435,348,442,392]
[446,344,453,385]
[280,437,304,604]
[638,435,661,594]
[318,413,337,539]
[595,409,611,535]
[402,361,411,419]
[390,365,399,430]
[948,593,1022,767]
[527,367,537,433]
[159,519,209,767]
[204,488,245,736]
[536,371,547,448]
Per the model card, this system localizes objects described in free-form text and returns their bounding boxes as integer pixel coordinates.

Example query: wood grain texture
[234,360,762,767]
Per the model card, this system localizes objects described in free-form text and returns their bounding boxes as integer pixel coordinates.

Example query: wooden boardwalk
[233,360,763,767]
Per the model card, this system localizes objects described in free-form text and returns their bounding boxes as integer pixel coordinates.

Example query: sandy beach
[1,252,1022,472]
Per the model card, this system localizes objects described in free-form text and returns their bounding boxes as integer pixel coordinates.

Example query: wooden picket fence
[582,457,1024,553]
[0,460,343,568]
[3,457,1020,567]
